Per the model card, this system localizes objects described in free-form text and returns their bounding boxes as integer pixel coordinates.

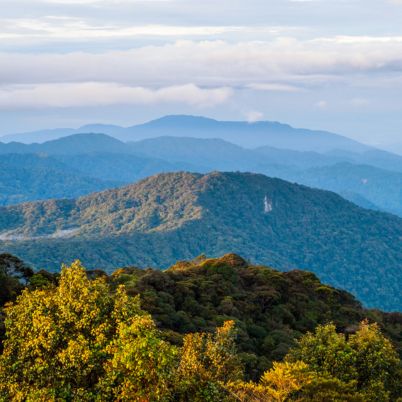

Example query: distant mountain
[0,125,124,144]
[127,137,402,216]
[324,149,402,174]
[378,142,402,156]
[117,115,373,152]
[0,128,78,144]
[1,115,370,153]
[0,171,401,311]
[285,163,402,217]
[253,146,346,168]
[337,191,381,211]
[128,136,264,171]
[54,153,200,183]
[0,133,129,155]
[1,134,401,216]
[0,154,121,205]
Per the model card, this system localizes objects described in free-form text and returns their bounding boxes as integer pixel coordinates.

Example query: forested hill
[110,253,402,378]
[0,171,401,311]
[1,253,401,400]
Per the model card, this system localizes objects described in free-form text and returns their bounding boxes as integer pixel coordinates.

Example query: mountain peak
[137,114,219,128]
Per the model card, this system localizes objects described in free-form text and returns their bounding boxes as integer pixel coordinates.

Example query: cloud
[1,35,402,113]
[0,82,233,109]
[2,37,402,89]
[0,17,246,41]
[247,83,303,92]
[245,111,264,122]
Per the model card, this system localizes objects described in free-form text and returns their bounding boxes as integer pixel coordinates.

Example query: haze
[1,0,402,148]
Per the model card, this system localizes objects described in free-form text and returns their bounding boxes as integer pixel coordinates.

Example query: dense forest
[0,253,401,401]
[1,172,402,311]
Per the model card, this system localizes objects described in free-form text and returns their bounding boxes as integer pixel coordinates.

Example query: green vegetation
[108,254,402,379]
[0,154,120,205]
[1,172,401,310]
[0,255,401,401]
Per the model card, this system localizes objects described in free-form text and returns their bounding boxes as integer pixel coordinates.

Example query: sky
[1,0,402,146]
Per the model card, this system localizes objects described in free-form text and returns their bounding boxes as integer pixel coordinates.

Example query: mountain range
[0,153,121,205]
[1,115,371,152]
[1,130,401,216]
[0,171,401,311]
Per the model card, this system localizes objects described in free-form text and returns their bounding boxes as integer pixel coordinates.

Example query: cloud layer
[0,83,232,109]
[1,0,402,144]
[2,37,402,88]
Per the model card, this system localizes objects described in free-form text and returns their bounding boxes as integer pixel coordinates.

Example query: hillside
[109,253,402,378]
[0,154,121,205]
[0,172,401,311]
[1,254,401,400]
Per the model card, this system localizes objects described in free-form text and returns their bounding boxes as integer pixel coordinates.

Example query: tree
[286,322,357,383]
[287,321,401,401]
[348,320,401,401]
[99,287,178,401]
[176,320,242,401]
[229,321,401,402]
[0,261,245,402]
[0,253,33,305]
[227,361,313,402]
[0,262,177,401]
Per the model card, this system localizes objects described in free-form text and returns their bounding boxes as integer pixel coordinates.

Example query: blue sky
[1,0,402,145]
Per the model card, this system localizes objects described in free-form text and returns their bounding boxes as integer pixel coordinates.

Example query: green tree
[286,322,357,383]
[99,287,178,401]
[0,262,177,401]
[287,321,401,401]
[0,253,33,305]
[176,320,242,401]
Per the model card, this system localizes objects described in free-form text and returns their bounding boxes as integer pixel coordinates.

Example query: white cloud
[245,110,264,122]
[2,38,402,89]
[0,17,245,41]
[247,83,303,92]
[0,82,233,109]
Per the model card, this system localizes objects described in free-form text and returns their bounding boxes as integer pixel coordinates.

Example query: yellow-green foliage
[228,321,401,402]
[176,320,242,401]
[0,262,178,401]
[0,262,242,401]
[227,361,312,402]
[287,321,401,401]
[0,262,400,402]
